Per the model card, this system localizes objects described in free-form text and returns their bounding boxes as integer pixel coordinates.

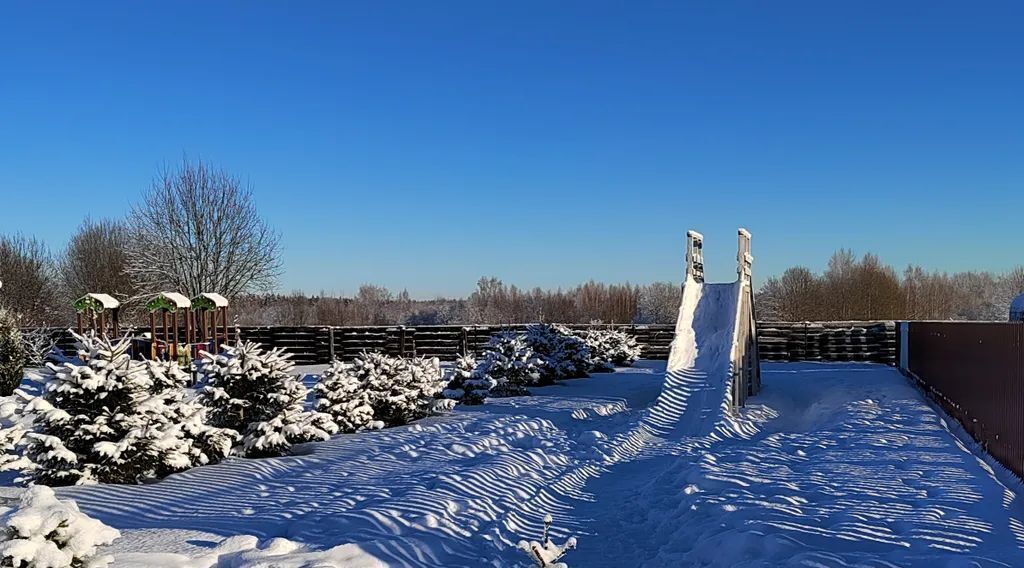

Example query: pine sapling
[518,513,577,568]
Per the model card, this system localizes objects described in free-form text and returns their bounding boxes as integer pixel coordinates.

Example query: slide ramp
[644,230,759,439]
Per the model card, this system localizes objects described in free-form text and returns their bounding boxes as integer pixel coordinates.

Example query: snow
[196,293,229,308]
[0,485,120,567]
[4,359,1005,567]
[4,277,1024,565]
[77,293,120,310]
[154,292,190,309]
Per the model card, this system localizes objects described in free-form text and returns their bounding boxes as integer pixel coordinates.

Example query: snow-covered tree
[198,341,337,458]
[9,334,166,485]
[0,308,26,396]
[442,354,495,405]
[356,352,449,426]
[518,513,577,568]
[140,359,238,477]
[0,485,120,568]
[0,333,233,486]
[477,333,543,398]
[524,324,592,383]
[314,359,377,433]
[575,328,642,370]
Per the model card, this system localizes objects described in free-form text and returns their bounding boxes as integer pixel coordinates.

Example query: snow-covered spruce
[0,332,234,485]
[0,307,26,396]
[524,324,591,383]
[199,341,337,458]
[442,354,495,405]
[518,513,577,568]
[141,359,238,477]
[353,352,450,426]
[476,333,543,398]
[314,359,377,433]
[0,485,119,568]
[574,328,642,370]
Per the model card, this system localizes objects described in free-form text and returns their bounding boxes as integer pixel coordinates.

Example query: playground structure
[69,291,232,364]
[146,292,192,362]
[73,293,121,336]
[669,228,760,414]
[191,292,231,355]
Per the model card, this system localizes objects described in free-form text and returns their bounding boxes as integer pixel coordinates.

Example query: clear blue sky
[2,1,1022,298]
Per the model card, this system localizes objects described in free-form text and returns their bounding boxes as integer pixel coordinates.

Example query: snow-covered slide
[645,229,760,439]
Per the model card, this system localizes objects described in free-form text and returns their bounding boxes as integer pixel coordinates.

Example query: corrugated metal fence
[899,321,1024,479]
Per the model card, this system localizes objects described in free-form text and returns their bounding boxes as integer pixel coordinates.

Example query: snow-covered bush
[199,341,337,458]
[0,486,119,568]
[518,513,577,568]
[575,328,642,370]
[525,324,591,383]
[141,359,238,477]
[0,332,235,485]
[442,355,496,405]
[0,308,26,396]
[20,327,58,369]
[477,333,543,398]
[355,352,448,426]
[314,359,377,433]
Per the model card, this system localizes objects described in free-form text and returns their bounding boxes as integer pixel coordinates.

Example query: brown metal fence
[902,322,1024,479]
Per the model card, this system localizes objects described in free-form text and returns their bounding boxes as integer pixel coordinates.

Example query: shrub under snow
[524,324,592,383]
[199,341,338,458]
[0,486,119,568]
[0,308,26,397]
[518,513,577,568]
[442,354,495,405]
[314,359,378,433]
[475,333,544,398]
[575,328,642,370]
[0,333,233,486]
[349,352,450,427]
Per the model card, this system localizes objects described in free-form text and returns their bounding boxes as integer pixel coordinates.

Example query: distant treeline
[233,279,682,326]
[3,216,1022,327]
[757,249,1024,322]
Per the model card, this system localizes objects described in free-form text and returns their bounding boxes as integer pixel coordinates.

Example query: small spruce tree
[523,324,590,383]
[479,333,543,398]
[199,341,337,458]
[443,354,496,405]
[0,308,26,396]
[314,359,377,433]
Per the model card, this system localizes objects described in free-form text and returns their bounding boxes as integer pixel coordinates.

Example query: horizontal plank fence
[757,321,896,364]
[28,321,896,366]
[899,322,1024,480]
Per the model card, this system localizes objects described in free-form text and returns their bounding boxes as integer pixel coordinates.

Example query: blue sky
[1,1,1022,298]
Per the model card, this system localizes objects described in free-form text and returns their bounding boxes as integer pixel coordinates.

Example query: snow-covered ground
[4,360,1018,567]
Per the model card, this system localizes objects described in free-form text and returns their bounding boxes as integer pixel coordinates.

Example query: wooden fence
[32,321,897,366]
[757,321,897,364]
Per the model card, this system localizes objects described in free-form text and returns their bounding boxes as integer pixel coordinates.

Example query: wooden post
[77,313,83,334]
[172,311,179,360]
[161,311,169,361]
[686,230,705,284]
[328,327,336,361]
[150,312,157,359]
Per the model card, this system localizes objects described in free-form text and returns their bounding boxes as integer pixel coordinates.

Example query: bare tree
[127,158,281,299]
[62,218,136,301]
[0,234,61,325]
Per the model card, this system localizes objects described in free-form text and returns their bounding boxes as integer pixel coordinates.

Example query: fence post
[328,327,335,361]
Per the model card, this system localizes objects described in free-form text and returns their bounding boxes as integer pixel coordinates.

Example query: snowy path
[46,362,1024,567]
